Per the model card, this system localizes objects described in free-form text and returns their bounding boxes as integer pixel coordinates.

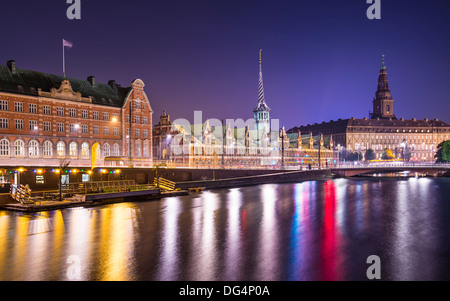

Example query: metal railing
[153,177,176,191]
[61,180,137,194]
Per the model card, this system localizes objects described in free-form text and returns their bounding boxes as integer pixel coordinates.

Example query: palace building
[158,51,335,168]
[0,60,153,171]
[288,56,450,161]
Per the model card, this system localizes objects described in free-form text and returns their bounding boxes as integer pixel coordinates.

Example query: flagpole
[63,39,65,78]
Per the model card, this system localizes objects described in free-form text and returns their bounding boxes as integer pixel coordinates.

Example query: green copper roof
[0,63,132,107]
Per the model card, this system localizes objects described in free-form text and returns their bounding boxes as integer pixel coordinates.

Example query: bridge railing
[332,162,450,169]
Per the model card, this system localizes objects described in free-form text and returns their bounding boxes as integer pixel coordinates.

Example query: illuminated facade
[289,57,450,161]
[0,60,153,169]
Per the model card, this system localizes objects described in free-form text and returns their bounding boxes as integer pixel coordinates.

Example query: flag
[63,39,73,48]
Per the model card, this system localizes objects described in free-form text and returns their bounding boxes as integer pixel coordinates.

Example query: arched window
[69,142,78,157]
[0,139,10,156]
[112,143,120,156]
[102,143,110,157]
[81,142,89,157]
[57,141,66,157]
[14,140,25,157]
[43,141,52,157]
[143,140,149,157]
[135,140,141,157]
[28,140,39,157]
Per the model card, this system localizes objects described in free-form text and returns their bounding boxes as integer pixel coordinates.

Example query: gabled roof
[0,63,132,107]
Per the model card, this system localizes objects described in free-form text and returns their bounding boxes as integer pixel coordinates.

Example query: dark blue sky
[2,0,450,129]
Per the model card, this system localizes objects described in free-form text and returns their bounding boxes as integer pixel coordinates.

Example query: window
[69,108,76,117]
[81,124,88,134]
[135,140,141,157]
[69,142,78,157]
[57,142,66,156]
[44,121,51,131]
[135,101,140,109]
[14,102,23,112]
[112,143,120,156]
[14,140,25,157]
[82,174,90,182]
[103,112,109,121]
[57,123,64,132]
[81,142,89,157]
[0,100,8,111]
[143,141,149,157]
[43,105,51,115]
[81,110,88,119]
[93,111,99,120]
[29,120,38,130]
[143,117,148,124]
[57,107,64,116]
[103,127,109,135]
[0,118,8,129]
[386,105,390,113]
[29,103,37,114]
[143,129,149,138]
[0,139,10,156]
[43,141,52,156]
[126,114,130,123]
[113,127,119,136]
[70,124,79,133]
[15,119,23,130]
[93,126,99,135]
[28,140,39,157]
[135,129,140,137]
[134,116,140,124]
[102,143,110,157]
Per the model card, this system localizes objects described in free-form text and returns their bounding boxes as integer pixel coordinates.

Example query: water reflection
[0,177,449,280]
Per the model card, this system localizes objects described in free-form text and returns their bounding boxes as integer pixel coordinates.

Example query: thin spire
[255,49,270,112]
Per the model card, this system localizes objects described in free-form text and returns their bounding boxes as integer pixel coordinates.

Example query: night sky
[2,0,450,130]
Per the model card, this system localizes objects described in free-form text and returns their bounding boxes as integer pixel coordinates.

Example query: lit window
[28,140,39,157]
[69,142,78,157]
[112,143,120,156]
[102,143,110,157]
[0,139,10,156]
[14,140,25,157]
[81,142,90,157]
[57,142,66,156]
[43,141,52,156]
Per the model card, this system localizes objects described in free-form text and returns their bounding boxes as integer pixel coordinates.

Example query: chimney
[108,80,116,89]
[87,76,95,87]
[7,60,16,73]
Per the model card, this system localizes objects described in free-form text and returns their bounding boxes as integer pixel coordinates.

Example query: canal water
[1,177,450,281]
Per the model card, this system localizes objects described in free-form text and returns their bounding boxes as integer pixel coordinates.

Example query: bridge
[330,163,450,177]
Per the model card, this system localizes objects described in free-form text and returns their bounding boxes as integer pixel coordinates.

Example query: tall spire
[370,54,396,119]
[255,49,270,112]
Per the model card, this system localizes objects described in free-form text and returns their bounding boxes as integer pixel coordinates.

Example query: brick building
[0,60,153,174]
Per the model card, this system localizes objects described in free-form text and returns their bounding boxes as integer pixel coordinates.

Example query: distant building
[0,60,153,174]
[288,56,450,161]
[162,51,334,168]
